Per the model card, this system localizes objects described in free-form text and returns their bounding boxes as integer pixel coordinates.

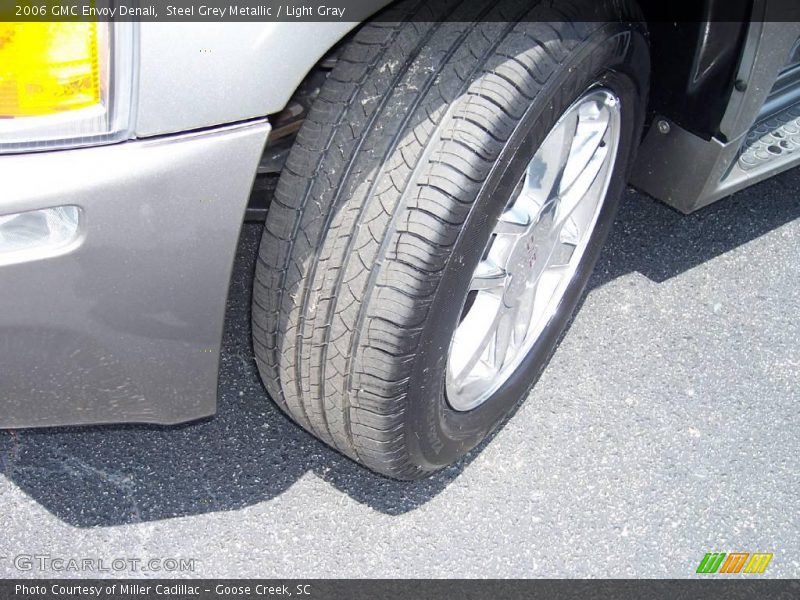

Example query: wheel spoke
[529,266,567,321]
[513,282,537,345]
[450,301,507,384]
[527,110,579,206]
[556,138,610,228]
[494,206,531,236]
[560,216,580,246]
[492,307,516,370]
[560,100,611,194]
[469,259,507,291]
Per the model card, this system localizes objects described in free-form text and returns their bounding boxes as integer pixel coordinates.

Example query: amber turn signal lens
[0,22,102,118]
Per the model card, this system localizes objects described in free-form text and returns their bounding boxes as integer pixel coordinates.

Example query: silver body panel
[0,121,269,427]
[135,15,389,136]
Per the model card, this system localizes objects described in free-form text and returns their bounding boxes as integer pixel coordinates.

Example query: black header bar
[2,0,800,22]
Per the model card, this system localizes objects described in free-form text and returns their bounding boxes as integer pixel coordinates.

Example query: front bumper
[0,121,269,428]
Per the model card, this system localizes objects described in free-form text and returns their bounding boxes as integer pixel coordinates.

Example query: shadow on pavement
[2,167,799,527]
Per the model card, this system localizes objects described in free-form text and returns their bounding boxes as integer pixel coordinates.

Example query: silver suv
[1,2,798,478]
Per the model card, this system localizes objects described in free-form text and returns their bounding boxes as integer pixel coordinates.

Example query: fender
[135,13,391,137]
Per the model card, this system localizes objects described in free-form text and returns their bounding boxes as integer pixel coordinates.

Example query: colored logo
[696,552,773,574]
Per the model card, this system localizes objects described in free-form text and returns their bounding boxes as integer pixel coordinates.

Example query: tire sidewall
[405,22,649,471]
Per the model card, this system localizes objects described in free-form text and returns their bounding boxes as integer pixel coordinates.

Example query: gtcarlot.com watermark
[0,554,197,573]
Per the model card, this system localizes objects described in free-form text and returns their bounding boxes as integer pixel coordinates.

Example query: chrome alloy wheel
[445,88,622,411]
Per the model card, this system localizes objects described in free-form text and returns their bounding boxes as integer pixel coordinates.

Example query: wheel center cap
[505,214,556,303]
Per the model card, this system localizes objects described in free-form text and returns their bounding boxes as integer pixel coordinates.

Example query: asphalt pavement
[1,168,798,578]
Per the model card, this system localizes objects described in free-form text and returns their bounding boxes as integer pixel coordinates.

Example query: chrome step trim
[739,102,800,171]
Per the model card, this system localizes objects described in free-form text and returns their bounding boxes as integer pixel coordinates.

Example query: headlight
[0,22,135,153]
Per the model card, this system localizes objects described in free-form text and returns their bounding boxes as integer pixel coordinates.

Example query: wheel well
[245,0,754,219]
[637,0,751,140]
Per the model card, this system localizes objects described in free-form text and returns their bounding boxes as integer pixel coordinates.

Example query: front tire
[252,0,649,479]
